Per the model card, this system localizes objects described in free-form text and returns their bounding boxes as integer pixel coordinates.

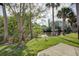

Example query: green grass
[26,37,62,55]
[0,33,79,56]
[59,33,79,47]
[0,44,25,56]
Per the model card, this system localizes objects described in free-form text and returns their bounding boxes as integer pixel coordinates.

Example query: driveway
[37,43,79,56]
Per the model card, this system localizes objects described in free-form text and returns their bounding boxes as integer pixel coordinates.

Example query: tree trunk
[62,17,66,35]
[76,3,79,39]
[19,3,25,44]
[51,3,55,36]
[2,4,8,42]
[29,3,33,39]
[17,3,25,48]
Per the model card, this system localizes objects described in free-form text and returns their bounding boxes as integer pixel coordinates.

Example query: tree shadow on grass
[0,43,37,56]
[59,37,79,47]
[63,39,79,45]
[0,46,11,56]
[0,44,25,56]
[65,35,78,40]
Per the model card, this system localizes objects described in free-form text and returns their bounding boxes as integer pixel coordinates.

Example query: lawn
[0,33,79,56]
[59,33,79,47]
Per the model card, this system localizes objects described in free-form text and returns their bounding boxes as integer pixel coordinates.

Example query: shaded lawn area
[0,33,79,56]
[0,44,25,56]
[59,33,79,47]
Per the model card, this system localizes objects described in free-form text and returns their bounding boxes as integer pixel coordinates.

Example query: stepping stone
[37,43,79,56]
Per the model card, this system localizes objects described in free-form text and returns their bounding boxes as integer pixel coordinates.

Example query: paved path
[37,43,79,56]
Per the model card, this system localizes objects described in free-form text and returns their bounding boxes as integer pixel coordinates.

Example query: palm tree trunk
[76,3,79,39]
[62,17,66,35]
[29,3,33,39]
[51,3,55,36]
[2,4,8,42]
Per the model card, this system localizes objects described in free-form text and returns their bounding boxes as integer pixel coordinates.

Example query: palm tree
[46,3,60,36]
[68,11,76,26]
[57,7,72,35]
[76,3,79,39]
[67,11,77,32]
[0,3,8,42]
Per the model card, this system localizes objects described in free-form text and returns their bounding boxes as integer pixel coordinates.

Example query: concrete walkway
[37,43,79,56]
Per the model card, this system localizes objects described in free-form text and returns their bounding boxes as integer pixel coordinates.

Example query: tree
[46,3,60,36]
[29,3,33,39]
[33,23,43,38]
[76,3,79,39]
[0,3,8,42]
[0,16,4,34]
[48,19,51,28]
[6,3,27,46]
[67,11,77,32]
[28,3,47,39]
[68,12,76,26]
[7,3,46,42]
[57,7,73,35]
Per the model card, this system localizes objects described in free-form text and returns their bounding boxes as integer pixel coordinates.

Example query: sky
[36,3,72,26]
[0,3,76,27]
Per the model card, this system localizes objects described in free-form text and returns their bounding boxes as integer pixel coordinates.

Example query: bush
[64,26,72,34]
[0,34,4,42]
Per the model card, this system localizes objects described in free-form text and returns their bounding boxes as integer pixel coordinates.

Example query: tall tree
[7,3,46,41]
[57,7,73,35]
[0,3,8,42]
[29,3,33,39]
[7,3,26,45]
[76,3,79,39]
[67,11,77,32]
[28,3,47,39]
[46,3,60,36]
[19,3,26,45]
